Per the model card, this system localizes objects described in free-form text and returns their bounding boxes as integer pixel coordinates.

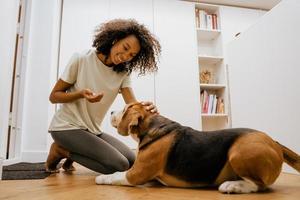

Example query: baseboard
[2,151,48,165]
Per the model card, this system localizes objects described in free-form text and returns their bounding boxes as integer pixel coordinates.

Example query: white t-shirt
[48,49,131,134]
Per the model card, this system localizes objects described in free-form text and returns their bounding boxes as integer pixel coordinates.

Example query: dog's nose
[111,111,115,115]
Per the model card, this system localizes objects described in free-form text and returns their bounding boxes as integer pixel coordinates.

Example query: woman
[46,19,161,174]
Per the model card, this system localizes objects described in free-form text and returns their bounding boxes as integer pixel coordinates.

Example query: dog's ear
[128,113,143,135]
[117,117,130,136]
[117,112,143,136]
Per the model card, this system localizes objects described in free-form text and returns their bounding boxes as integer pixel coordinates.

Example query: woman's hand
[141,101,159,114]
[81,89,104,103]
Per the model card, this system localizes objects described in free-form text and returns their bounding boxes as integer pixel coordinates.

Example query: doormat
[1,162,51,180]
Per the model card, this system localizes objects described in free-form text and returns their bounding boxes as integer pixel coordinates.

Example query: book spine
[212,14,218,30]
[206,14,213,30]
[195,8,200,28]
[199,10,207,29]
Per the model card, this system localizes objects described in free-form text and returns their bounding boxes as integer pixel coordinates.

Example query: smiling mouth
[115,55,123,64]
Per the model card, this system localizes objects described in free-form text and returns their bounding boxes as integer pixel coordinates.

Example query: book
[212,95,217,114]
[206,14,213,30]
[207,94,214,114]
[201,90,209,113]
[195,8,200,27]
[212,14,218,30]
[216,98,225,114]
[199,10,207,29]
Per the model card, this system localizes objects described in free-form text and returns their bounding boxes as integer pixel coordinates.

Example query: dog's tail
[277,142,300,173]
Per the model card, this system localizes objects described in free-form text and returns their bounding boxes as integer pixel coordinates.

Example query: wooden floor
[0,164,300,200]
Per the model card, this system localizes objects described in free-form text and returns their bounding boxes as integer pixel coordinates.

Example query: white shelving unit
[198,55,223,65]
[200,83,226,90]
[196,28,221,40]
[195,3,229,131]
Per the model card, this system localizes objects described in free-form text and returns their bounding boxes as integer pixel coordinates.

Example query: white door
[1,0,27,160]
[58,0,155,148]
[226,0,300,173]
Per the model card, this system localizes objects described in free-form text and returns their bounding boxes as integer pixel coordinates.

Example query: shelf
[198,55,223,65]
[197,28,221,40]
[195,3,219,13]
[200,84,226,90]
[201,113,228,118]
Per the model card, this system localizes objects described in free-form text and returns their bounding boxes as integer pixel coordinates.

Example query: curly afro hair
[92,19,161,75]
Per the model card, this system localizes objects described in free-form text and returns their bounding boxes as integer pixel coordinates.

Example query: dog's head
[111,102,153,138]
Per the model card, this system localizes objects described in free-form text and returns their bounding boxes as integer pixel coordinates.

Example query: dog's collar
[140,132,148,137]
[138,132,148,145]
[138,116,180,149]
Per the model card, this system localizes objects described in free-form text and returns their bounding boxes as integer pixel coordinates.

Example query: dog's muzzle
[110,110,122,128]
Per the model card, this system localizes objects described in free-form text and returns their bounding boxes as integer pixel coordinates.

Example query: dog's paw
[95,174,113,185]
[218,180,259,194]
[95,172,132,186]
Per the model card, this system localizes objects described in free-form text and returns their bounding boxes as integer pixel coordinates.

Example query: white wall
[154,0,201,129]
[227,0,300,173]
[0,0,19,159]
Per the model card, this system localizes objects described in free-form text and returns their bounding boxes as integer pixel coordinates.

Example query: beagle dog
[95,102,300,194]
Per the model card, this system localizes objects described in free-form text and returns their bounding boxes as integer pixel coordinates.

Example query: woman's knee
[127,152,136,168]
[109,157,130,172]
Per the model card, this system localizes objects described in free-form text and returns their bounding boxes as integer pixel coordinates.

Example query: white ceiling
[185,0,282,10]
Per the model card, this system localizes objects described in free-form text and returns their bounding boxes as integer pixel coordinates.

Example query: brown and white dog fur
[95,102,300,194]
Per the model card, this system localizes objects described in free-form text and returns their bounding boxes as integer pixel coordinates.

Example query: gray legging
[50,129,136,174]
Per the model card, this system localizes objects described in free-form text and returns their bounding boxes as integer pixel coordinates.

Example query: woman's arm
[49,79,103,104]
[120,87,137,104]
[120,87,158,113]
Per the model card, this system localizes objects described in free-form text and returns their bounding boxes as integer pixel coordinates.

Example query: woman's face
[108,34,141,65]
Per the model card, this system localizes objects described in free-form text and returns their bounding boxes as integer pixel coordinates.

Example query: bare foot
[45,168,60,173]
[62,158,76,172]
[46,142,70,173]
